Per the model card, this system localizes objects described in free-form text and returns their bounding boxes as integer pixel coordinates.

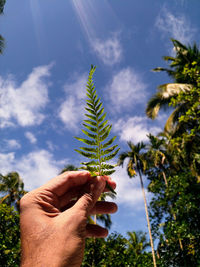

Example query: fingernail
[95,176,105,191]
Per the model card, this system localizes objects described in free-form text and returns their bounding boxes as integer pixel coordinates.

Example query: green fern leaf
[99,120,108,130]
[97,108,104,118]
[85,107,96,116]
[102,136,116,149]
[102,145,119,155]
[85,114,96,121]
[82,123,97,133]
[100,126,112,142]
[102,148,120,162]
[75,137,97,146]
[75,149,97,159]
[83,119,97,127]
[95,101,102,111]
[79,147,97,153]
[81,130,97,139]
[75,65,120,193]
[98,113,107,124]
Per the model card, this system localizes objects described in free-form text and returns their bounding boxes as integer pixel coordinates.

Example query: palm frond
[146,83,192,119]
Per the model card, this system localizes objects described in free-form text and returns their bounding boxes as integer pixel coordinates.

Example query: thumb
[73,176,106,215]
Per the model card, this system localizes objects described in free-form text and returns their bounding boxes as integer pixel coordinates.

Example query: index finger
[40,171,92,197]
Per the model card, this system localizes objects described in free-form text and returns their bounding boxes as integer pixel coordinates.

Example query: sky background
[0,0,200,242]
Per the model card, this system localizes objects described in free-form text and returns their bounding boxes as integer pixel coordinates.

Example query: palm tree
[153,39,200,84]
[127,231,150,257]
[146,39,200,132]
[147,134,184,250]
[0,172,26,211]
[118,141,157,267]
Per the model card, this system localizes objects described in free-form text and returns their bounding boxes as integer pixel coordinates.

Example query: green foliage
[0,34,4,54]
[75,65,119,181]
[0,0,6,14]
[0,172,27,211]
[0,204,20,267]
[59,164,79,173]
[118,141,147,178]
[147,165,200,266]
[0,0,6,54]
[82,232,153,267]
[146,39,200,136]
[145,42,200,266]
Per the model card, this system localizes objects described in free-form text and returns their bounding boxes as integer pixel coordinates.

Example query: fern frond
[75,65,119,193]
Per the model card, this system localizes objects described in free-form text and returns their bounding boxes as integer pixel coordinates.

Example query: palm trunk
[138,168,157,267]
[162,171,183,251]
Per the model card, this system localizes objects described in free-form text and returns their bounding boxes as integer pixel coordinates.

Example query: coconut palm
[0,172,26,211]
[127,231,150,256]
[153,39,200,84]
[146,39,200,132]
[147,134,184,250]
[118,141,157,267]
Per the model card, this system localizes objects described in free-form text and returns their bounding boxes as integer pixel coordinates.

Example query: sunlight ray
[71,0,119,42]
[29,0,46,58]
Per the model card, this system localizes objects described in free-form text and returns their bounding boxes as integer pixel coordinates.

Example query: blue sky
[0,0,200,239]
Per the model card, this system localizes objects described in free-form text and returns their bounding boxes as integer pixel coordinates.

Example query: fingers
[89,201,118,215]
[72,176,106,215]
[59,177,116,208]
[86,224,108,238]
[40,171,92,197]
[61,200,118,215]
[39,171,116,199]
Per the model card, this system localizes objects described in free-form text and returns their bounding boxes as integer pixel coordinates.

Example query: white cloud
[155,8,196,45]
[106,68,147,113]
[46,140,58,152]
[25,131,37,144]
[0,64,51,128]
[0,152,15,172]
[0,150,68,191]
[58,73,87,131]
[113,116,161,143]
[92,35,122,65]
[4,139,21,150]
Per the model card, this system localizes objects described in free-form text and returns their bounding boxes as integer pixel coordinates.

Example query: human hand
[20,171,117,267]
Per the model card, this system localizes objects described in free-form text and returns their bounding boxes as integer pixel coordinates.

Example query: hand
[20,171,117,267]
